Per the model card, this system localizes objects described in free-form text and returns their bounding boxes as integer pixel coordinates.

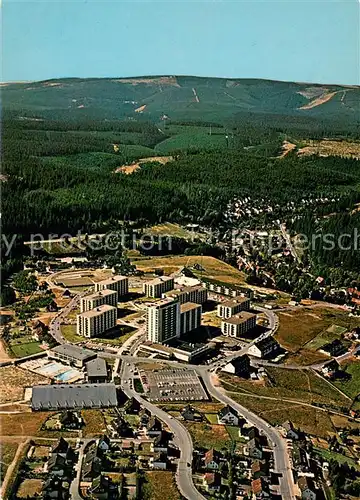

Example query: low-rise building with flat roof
[85,357,109,383]
[217,296,251,319]
[49,344,97,368]
[221,312,256,338]
[77,304,117,338]
[95,275,128,300]
[143,276,174,298]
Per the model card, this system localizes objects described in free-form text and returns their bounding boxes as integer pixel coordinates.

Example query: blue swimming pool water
[54,370,79,382]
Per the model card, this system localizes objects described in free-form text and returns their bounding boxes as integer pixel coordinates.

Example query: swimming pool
[37,362,64,376]
[54,369,81,382]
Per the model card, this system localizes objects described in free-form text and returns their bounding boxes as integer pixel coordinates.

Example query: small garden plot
[16,479,44,498]
[142,471,182,500]
[184,422,232,451]
[334,361,360,400]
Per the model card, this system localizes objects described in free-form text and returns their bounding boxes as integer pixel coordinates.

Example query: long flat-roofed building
[77,304,117,338]
[164,285,208,305]
[80,289,117,313]
[49,344,97,368]
[221,312,256,338]
[180,302,202,335]
[95,275,128,300]
[146,297,180,343]
[143,276,174,298]
[31,383,119,411]
[217,296,251,319]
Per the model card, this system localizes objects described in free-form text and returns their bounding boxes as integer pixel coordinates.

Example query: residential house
[82,442,103,481]
[321,359,340,378]
[97,435,111,452]
[221,355,251,377]
[151,431,171,453]
[217,405,239,426]
[248,337,281,359]
[247,437,263,459]
[251,461,268,479]
[124,397,141,414]
[320,339,346,357]
[203,472,221,494]
[281,421,300,440]
[298,477,317,500]
[146,416,162,437]
[139,408,151,426]
[42,476,68,500]
[88,475,116,500]
[59,410,83,430]
[151,453,169,470]
[242,425,260,441]
[181,405,203,422]
[204,449,221,470]
[47,453,67,477]
[251,477,270,498]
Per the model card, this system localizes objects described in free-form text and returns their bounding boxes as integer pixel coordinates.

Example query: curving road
[199,369,296,499]
[120,361,206,500]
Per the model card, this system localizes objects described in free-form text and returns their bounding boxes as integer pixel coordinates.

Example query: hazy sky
[2,0,359,85]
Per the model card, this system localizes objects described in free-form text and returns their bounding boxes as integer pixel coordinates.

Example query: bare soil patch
[0,366,50,404]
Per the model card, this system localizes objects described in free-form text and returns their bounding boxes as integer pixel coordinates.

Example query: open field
[146,222,204,241]
[131,255,246,285]
[17,479,44,498]
[81,409,106,437]
[334,360,360,400]
[0,412,51,436]
[142,471,181,500]
[89,325,137,346]
[221,367,351,410]
[184,421,232,451]
[230,393,335,438]
[298,139,360,160]
[313,447,360,470]
[275,307,360,365]
[9,341,44,358]
[0,442,19,478]
[60,324,83,343]
[0,366,50,404]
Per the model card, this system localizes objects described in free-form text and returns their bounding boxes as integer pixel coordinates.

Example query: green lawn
[60,324,83,343]
[205,413,219,424]
[334,361,360,400]
[314,447,360,470]
[90,326,137,346]
[10,341,43,357]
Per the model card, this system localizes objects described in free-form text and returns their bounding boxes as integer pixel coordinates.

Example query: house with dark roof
[88,475,116,499]
[139,408,151,426]
[321,359,340,378]
[298,476,317,500]
[320,339,347,357]
[42,476,68,500]
[59,410,83,429]
[146,416,162,437]
[217,405,239,426]
[221,354,251,376]
[248,337,281,359]
[151,453,169,470]
[81,441,103,481]
[281,421,300,440]
[247,437,263,459]
[97,435,111,452]
[151,431,172,453]
[123,397,141,414]
[181,404,203,422]
[202,472,221,494]
[204,449,221,470]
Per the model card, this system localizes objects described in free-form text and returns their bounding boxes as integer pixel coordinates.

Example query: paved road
[199,369,296,499]
[120,361,206,500]
[49,293,85,344]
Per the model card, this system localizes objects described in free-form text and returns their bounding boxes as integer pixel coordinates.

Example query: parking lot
[142,368,209,402]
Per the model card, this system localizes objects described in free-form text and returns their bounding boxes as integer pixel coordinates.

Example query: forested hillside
[2,75,360,122]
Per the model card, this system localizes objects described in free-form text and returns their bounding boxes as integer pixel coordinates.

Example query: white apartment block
[143,276,174,298]
[77,304,117,338]
[146,298,180,343]
[95,275,128,300]
[180,302,202,335]
[221,312,256,338]
[217,296,251,319]
[164,285,208,305]
[80,289,118,313]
